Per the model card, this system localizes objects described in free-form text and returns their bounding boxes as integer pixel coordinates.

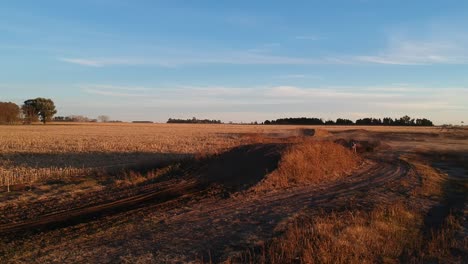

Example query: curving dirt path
[0,139,416,263]
[141,156,411,261]
[0,144,284,235]
[0,180,200,234]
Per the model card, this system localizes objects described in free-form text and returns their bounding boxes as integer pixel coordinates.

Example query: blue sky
[1,0,467,124]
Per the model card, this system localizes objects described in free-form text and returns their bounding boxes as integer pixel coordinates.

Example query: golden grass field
[0,123,467,263]
[0,123,445,186]
[0,123,255,186]
[0,123,445,155]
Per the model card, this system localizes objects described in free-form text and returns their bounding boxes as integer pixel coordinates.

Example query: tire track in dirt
[0,180,201,234]
[0,143,283,235]
[134,156,411,261]
[0,147,411,263]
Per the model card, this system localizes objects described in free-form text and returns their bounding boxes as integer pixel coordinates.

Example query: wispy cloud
[353,34,468,65]
[81,83,466,104]
[266,86,403,99]
[225,14,260,27]
[295,35,322,40]
[276,74,322,79]
[247,43,281,53]
[59,58,104,67]
[78,84,151,91]
[59,27,468,67]
[59,51,341,67]
[77,83,468,124]
[374,101,467,111]
[83,89,149,97]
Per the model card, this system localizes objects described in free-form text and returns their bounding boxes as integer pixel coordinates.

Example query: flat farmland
[0,123,467,263]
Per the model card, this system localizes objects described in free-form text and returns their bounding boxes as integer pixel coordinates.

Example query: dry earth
[0,124,467,263]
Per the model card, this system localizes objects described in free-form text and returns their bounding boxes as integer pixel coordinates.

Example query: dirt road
[0,152,411,262]
[2,129,466,263]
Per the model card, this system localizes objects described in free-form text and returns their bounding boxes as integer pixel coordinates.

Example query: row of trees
[355,116,433,126]
[0,99,117,125]
[167,117,222,124]
[264,115,433,126]
[0,100,435,127]
[54,115,97,122]
[0,98,57,124]
[53,115,111,123]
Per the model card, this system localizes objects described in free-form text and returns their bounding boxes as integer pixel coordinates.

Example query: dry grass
[1,124,466,263]
[405,157,446,198]
[0,123,442,155]
[0,123,251,186]
[253,140,361,191]
[260,203,421,264]
[0,123,251,154]
[232,142,468,263]
[233,203,466,264]
[0,123,362,187]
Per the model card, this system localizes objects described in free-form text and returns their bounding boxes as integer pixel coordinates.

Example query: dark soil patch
[195,143,286,192]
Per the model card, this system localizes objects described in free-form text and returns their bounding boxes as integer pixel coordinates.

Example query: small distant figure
[351,142,357,154]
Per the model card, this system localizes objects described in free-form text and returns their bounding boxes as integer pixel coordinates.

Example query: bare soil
[0,126,467,263]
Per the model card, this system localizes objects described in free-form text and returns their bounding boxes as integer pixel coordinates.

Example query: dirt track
[2,129,466,262]
[0,180,200,234]
[0,149,412,262]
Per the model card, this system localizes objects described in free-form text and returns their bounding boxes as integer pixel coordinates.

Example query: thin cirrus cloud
[265,86,404,99]
[59,40,468,67]
[78,84,467,123]
[58,51,338,67]
[59,29,468,67]
[353,35,468,65]
[59,57,176,67]
[295,35,322,40]
[276,74,322,79]
[59,58,104,67]
[81,84,463,103]
[374,102,467,111]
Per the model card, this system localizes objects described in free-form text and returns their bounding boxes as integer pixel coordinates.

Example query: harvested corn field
[0,124,467,263]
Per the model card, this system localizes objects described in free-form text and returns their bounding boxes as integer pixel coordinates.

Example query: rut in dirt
[0,143,286,235]
[0,137,415,263]
[113,155,411,262]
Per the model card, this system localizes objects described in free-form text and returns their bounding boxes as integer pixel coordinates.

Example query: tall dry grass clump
[256,203,422,264]
[254,140,361,191]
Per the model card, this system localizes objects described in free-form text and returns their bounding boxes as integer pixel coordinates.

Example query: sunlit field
[0,123,467,263]
[0,123,444,186]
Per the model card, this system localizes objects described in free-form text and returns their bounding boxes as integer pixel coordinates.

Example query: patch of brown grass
[233,204,466,264]
[407,158,446,198]
[229,202,421,264]
[253,140,361,191]
[425,213,466,262]
[236,155,466,264]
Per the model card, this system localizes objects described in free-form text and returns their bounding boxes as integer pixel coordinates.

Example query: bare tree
[98,115,110,123]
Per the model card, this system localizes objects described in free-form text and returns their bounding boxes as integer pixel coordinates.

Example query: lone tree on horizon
[98,115,110,123]
[22,98,57,124]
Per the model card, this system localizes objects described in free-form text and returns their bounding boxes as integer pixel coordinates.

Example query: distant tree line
[264,115,433,126]
[0,98,57,124]
[0,99,118,125]
[54,115,119,123]
[54,115,98,122]
[167,117,222,124]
